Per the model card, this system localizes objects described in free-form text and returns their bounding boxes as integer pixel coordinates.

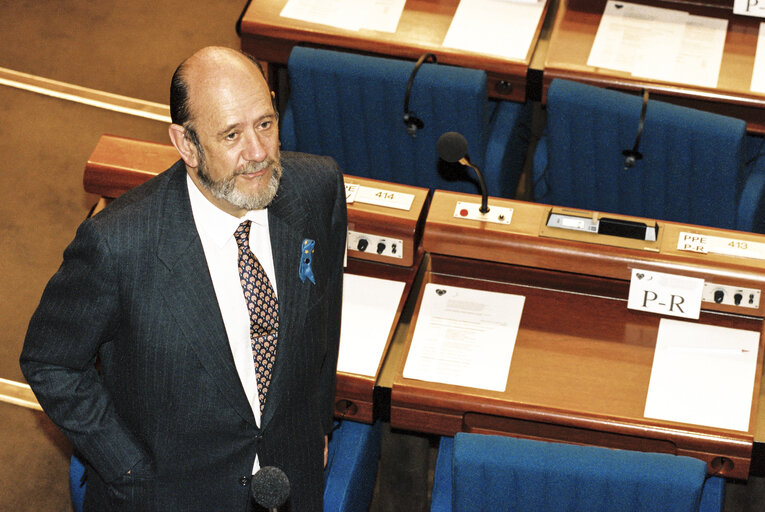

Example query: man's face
[186,65,282,215]
[193,130,282,212]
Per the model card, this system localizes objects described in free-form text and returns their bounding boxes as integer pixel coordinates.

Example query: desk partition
[391,190,765,480]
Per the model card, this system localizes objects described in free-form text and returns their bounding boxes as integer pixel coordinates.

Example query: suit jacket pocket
[106,456,155,504]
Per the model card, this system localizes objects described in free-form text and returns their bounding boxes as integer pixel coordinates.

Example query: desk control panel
[347,230,403,260]
[344,176,429,268]
[703,283,761,310]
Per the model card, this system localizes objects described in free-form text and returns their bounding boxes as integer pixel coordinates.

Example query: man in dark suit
[20,46,346,511]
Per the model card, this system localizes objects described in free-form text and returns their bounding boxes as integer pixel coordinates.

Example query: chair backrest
[69,454,85,512]
[449,433,717,512]
[533,79,747,230]
[281,46,521,196]
[323,419,381,512]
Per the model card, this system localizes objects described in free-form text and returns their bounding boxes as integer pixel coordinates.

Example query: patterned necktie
[234,220,279,413]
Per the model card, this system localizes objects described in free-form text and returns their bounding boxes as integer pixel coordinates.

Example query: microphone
[622,89,650,170]
[251,466,290,511]
[436,132,490,214]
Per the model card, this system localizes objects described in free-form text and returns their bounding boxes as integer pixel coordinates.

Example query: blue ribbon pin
[299,239,316,284]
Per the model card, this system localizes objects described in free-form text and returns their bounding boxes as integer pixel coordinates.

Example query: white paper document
[442,0,545,61]
[338,274,406,376]
[665,15,728,88]
[588,1,726,88]
[588,1,688,74]
[403,284,525,391]
[644,319,760,432]
[752,23,765,93]
[280,0,406,33]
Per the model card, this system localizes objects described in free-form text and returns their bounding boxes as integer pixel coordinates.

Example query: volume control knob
[376,242,386,255]
[357,238,369,252]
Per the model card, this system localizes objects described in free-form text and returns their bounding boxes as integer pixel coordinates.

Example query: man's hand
[324,435,329,468]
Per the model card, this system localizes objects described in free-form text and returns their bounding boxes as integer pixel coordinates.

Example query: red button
[460,209,468,217]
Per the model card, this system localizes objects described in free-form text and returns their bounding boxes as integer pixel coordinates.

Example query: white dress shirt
[186,174,278,474]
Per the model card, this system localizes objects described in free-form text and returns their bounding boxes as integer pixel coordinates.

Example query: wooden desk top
[543,0,765,133]
[391,190,765,479]
[239,0,550,103]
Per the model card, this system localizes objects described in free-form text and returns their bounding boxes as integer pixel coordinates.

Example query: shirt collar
[186,173,269,249]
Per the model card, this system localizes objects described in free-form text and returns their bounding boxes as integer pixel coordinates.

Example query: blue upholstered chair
[281,46,531,199]
[744,134,765,233]
[69,453,85,512]
[533,79,765,232]
[323,419,382,511]
[430,433,725,512]
[69,419,381,512]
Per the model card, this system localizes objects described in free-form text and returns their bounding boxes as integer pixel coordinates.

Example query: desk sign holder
[391,190,765,479]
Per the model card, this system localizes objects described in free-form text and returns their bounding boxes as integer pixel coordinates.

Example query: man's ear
[168,124,200,168]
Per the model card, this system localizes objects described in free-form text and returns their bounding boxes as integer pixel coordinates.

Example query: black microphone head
[622,149,643,169]
[251,466,290,509]
[436,132,468,163]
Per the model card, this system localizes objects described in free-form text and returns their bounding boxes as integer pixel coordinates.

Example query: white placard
[345,182,360,203]
[338,274,406,376]
[627,268,703,319]
[644,318,760,432]
[734,0,765,19]
[355,186,414,211]
[677,231,765,261]
[403,284,525,391]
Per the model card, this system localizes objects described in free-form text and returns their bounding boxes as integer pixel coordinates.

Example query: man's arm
[20,218,151,484]
[318,165,348,436]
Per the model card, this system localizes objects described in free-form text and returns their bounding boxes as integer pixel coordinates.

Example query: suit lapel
[261,177,310,430]
[155,164,256,426]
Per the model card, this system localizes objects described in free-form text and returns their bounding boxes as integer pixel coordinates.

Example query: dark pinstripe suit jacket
[20,153,347,511]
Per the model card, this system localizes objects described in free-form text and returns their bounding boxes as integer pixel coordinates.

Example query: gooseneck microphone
[251,466,290,512]
[436,131,490,214]
[622,89,650,169]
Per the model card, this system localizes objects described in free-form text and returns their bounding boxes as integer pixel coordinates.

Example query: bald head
[167,46,282,217]
[170,46,266,129]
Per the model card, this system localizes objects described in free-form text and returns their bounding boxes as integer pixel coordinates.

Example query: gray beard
[196,154,282,211]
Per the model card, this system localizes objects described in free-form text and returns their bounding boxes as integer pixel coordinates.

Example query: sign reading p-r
[734,0,765,18]
[627,269,704,320]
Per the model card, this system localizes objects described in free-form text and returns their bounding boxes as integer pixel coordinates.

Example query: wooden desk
[239,0,550,103]
[391,190,765,479]
[82,134,429,424]
[543,0,765,133]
